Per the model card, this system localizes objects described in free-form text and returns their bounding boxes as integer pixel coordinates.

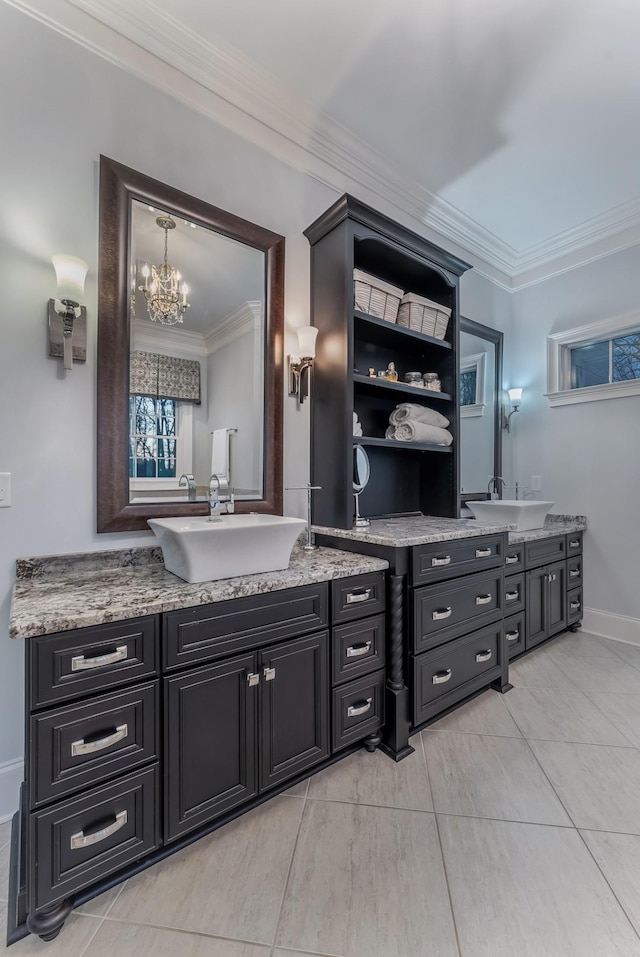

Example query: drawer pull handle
[347,697,373,717]
[263,667,276,681]
[505,555,519,565]
[346,641,372,658]
[570,569,580,578]
[432,669,452,685]
[70,810,128,850]
[570,600,581,611]
[475,548,492,558]
[505,590,519,602]
[71,645,128,672]
[476,594,492,605]
[569,540,580,548]
[506,630,520,642]
[346,588,372,604]
[247,672,260,687]
[432,607,452,621]
[71,724,128,757]
[475,650,493,663]
[431,556,451,567]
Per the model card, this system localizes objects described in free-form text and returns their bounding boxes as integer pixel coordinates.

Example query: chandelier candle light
[140,215,190,326]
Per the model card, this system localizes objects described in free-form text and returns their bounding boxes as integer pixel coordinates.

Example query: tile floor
[3,631,640,955]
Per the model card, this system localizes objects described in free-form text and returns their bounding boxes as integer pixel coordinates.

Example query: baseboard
[582,607,640,647]
[0,759,23,824]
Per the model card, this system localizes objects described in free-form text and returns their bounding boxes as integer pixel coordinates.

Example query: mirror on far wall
[97,156,284,533]
[459,316,503,504]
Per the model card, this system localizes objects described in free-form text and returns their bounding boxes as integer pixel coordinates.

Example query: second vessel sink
[148,514,307,583]
[466,500,554,531]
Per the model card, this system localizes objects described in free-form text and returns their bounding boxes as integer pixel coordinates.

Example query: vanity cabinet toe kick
[9,571,387,946]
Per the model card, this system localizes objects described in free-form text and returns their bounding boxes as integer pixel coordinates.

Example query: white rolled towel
[389,403,449,428]
[385,426,396,440]
[394,420,453,445]
[353,424,363,436]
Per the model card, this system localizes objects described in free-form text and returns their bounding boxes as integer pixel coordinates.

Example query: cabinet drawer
[332,615,386,685]
[411,535,504,586]
[331,573,385,624]
[411,569,504,654]
[504,612,526,659]
[29,618,159,709]
[504,543,525,574]
[566,532,583,556]
[503,573,525,616]
[30,681,159,808]
[411,624,503,726]
[332,670,385,751]
[568,587,583,625]
[164,584,328,670]
[524,535,565,569]
[567,557,583,588]
[29,765,159,910]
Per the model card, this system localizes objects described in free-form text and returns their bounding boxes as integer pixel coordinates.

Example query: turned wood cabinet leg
[380,574,414,762]
[363,730,382,752]
[26,899,74,942]
[568,622,581,633]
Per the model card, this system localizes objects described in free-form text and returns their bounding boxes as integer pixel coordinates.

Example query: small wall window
[547,313,640,406]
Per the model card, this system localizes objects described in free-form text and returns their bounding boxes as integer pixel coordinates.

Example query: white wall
[0,5,506,816]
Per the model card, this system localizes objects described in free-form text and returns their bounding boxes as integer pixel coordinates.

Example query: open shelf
[353,435,454,453]
[353,373,453,402]
[353,310,453,351]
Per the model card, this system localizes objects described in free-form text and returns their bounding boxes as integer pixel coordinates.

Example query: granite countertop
[508,514,587,544]
[10,545,388,640]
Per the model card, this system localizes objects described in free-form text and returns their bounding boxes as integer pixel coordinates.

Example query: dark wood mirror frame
[97,155,284,533]
[459,315,503,506]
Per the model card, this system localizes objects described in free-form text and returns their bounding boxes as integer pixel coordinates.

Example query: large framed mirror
[97,156,284,533]
[459,316,503,504]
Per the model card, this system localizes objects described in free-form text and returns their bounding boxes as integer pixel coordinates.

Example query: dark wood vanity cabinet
[12,572,385,944]
[526,561,567,649]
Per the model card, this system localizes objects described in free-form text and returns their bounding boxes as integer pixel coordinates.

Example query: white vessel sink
[466,500,554,531]
[148,514,307,583]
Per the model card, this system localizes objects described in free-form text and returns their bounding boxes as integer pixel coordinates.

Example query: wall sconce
[289,325,318,404]
[48,255,88,371]
[503,387,523,433]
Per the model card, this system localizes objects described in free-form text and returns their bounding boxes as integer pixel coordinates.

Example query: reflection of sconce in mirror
[502,388,523,433]
[288,325,318,404]
[48,255,88,371]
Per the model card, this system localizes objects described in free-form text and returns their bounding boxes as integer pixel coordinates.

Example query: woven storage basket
[397,293,452,340]
[353,269,403,323]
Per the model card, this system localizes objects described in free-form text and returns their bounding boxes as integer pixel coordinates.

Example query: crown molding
[133,318,207,357]
[10,0,640,290]
[205,301,262,355]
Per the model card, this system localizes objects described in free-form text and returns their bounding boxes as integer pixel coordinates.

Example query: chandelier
[140,215,190,326]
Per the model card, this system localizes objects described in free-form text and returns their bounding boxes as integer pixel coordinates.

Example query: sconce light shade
[508,387,523,404]
[52,255,88,303]
[49,254,89,371]
[296,325,318,359]
[503,387,523,433]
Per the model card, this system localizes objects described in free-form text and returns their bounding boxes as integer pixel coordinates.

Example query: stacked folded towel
[386,403,453,446]
[353,411,363,437]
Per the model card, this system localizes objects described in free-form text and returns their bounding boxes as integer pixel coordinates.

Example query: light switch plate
[0,472,11,507]
[531,475,542,492]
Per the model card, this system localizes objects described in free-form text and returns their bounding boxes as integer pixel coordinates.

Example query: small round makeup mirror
[353,444,371,527]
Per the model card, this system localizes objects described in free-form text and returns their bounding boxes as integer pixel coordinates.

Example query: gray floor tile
[283,779,309,798]
[546,631,620,657]
[272,952,339,957]
[275,801,458,957]
[586,692,640,748]
[109,796,303,944]
[508,650,578,690]
[0,822,11,850]
[85,920,270,957]
[423,730,571,825]
[581,829,640,936]
[608,641,640,672]
[0,841,10,903]
[0,913,101,956]
[75,882,127,917]
[438,814,640,957]
[530,740,640,833]
[503,687,633,746]
[306,746,432,811]
[428,689,522,737]
[553,654,640,694]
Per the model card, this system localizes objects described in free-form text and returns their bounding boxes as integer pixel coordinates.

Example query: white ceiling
[11,0,640,288]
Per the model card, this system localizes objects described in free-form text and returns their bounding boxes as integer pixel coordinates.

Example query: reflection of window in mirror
[129,396,194,491]
[460,368,477,407]
[459,352,486,417]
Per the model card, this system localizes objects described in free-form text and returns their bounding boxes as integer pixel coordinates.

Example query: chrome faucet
[209,473,235,520]
[178,473,196,502]
[488,476,506,498]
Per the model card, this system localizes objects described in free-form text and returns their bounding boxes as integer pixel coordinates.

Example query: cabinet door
[526,566,548,649]
[165,652,257,842]
[259,632,329,791]
[547,560,567,636]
